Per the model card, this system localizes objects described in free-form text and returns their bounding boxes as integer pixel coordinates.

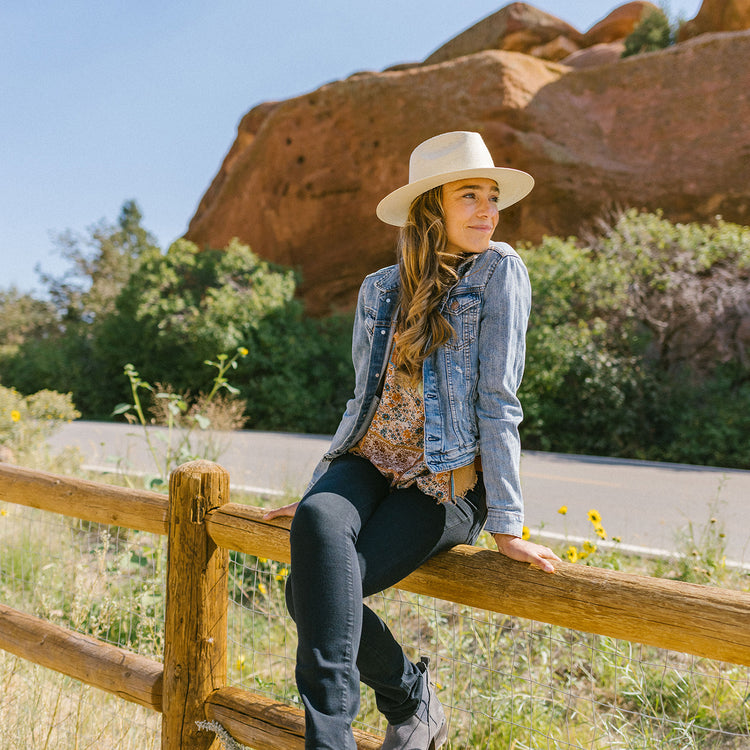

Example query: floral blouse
[351,338,477,503]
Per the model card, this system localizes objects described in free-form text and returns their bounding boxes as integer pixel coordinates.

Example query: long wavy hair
[393,186,464,383]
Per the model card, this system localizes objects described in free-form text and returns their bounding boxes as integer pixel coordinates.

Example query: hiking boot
[380,657,448,750]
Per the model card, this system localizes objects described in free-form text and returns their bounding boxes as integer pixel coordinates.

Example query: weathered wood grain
[0,603,163,710]
[162,461,229,750]
[205,686,382,750]
[0,463,168,535]
[208,503,750,667]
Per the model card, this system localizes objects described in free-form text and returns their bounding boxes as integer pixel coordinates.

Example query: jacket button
[381,330,386,335]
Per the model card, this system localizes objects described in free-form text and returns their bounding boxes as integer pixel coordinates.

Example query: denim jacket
[308,241,531,537]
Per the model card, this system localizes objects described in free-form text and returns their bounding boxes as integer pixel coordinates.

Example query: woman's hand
[262,502,300,520]
[493,533,561,573]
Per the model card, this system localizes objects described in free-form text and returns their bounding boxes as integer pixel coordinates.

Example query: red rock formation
[562,42,625,69]
[186,11,750,315]
[678,0,750,41]
[583,2,658,46]
[423,2,583,64]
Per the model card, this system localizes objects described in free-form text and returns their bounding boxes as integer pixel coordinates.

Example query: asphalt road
[48,421,750,563]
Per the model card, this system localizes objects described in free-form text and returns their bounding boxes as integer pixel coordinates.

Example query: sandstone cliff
[186,1,750,315]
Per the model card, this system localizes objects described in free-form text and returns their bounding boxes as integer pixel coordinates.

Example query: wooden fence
[1,459,750,749]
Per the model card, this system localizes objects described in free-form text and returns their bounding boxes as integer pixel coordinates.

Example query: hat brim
[376,167,534,227]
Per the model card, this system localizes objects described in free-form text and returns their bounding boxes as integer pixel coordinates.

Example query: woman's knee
[290,491,358,548]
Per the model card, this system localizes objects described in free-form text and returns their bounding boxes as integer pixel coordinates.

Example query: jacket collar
[374,265,400,293]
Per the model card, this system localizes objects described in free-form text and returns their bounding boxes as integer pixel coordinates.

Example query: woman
[264,131,560,750]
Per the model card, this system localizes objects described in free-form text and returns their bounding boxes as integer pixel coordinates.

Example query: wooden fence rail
[2,460,750,749]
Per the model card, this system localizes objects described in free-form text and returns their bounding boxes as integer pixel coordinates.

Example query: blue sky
[1,1,703,294]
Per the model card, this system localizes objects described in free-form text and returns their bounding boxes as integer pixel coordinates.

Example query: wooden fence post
[162,460,229,750]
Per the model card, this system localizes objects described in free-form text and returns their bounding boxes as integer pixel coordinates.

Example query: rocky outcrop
[423,3,583,64]
[561,42,625,70]
[679,0,750,41]
[423,1,658,66]
[186,5,750,315]
[582,2,658,46]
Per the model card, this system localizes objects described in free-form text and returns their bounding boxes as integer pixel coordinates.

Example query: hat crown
[409,131,495,184]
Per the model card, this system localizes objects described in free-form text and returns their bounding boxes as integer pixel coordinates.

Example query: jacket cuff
[483,509,524,538]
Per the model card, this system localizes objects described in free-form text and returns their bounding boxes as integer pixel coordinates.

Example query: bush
[95,238,354,433]
[3,206,749,469]
[91,238,287,404]
[520,211,750,468]
[238,307,353,434]
[622,7,675,57]
[0,329,101,414]
[0,386,81,470]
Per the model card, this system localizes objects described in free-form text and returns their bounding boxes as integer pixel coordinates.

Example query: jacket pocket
[445,292,480,351]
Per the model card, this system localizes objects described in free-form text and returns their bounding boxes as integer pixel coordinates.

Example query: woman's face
[441,178,500,256]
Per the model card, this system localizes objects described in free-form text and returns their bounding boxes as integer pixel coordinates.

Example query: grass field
[2,478,749,749]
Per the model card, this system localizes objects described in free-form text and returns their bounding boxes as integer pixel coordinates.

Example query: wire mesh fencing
[2,498,750,749]
[0,501,164,747]
[225,548,750,750]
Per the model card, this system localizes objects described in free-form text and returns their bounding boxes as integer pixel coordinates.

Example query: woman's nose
[477,197,496,217]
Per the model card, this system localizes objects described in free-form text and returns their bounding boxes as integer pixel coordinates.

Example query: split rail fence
[1,459,750,749]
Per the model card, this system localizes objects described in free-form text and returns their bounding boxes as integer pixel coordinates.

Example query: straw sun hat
[376,131,534,227]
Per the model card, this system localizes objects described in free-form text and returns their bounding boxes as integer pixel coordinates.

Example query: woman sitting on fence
[264,131,560,750]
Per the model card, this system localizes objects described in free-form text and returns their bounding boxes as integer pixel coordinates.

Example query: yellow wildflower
[582,540,597,554]
[258,557,267,564]
[521,526,530,540]
[587,509,602,525]
[257,583,267,596]
[558,505,568,515]
[594,524,607,540]
[612,536,621,544]
[565,546,578,563]
[1,509,7,517]
[275,567,289,581]
[236,654,246,670]
[238,347,249,357]
[10,410,21,422]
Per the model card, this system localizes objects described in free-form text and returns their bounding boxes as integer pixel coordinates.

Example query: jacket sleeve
[475,250,531,537]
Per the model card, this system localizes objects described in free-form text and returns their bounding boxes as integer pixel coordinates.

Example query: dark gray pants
[286,453,487,749]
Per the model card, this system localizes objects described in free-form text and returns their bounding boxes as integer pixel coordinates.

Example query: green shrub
[623,7,675,57]
[520,210,750,468]
[0,385,81,470]
[4,204,749,469]
[0,329,102,415]
[96,237,354,434]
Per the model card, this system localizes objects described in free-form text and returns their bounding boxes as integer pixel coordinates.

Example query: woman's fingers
[493,534,561,573]
[262,501,300,520]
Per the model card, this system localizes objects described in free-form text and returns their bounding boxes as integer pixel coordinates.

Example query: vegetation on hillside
[520,209,750,468]
[2,203,749,469]
[622,2,689,58]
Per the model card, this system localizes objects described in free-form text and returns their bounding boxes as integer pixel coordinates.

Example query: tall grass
[0,651,160,749]
[2,484,749,748]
